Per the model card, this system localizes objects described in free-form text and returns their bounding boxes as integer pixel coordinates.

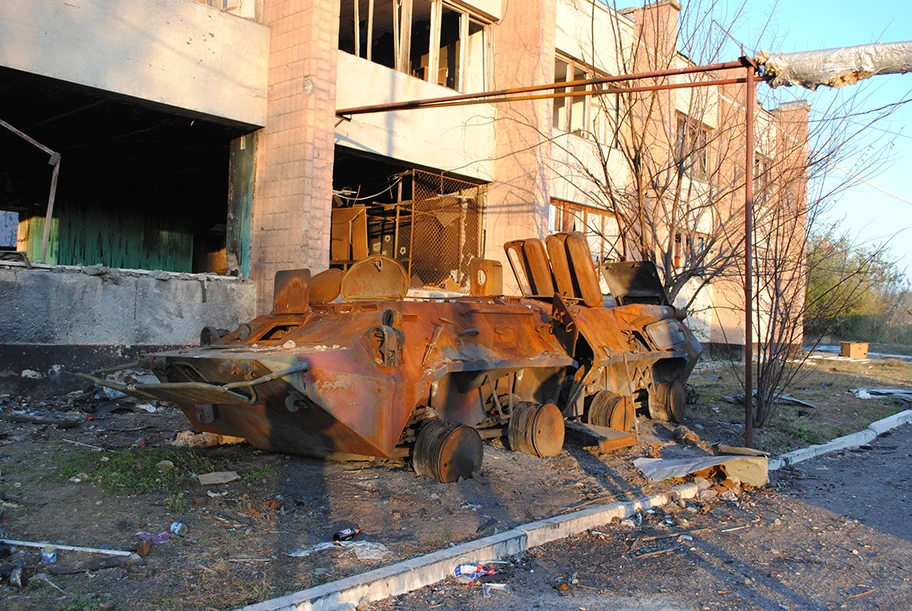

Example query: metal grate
[408,170,486,293]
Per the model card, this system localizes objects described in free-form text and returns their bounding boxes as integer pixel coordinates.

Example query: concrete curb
[236,483,700,611]
[769,409,912,471]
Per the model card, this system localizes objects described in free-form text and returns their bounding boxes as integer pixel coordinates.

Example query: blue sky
[612,0,912,278]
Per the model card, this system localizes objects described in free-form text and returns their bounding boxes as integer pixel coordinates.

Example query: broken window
[754,153,773,202]
[674,113,710,178]
[553,55,617,146]
[338,0,488,93]
[551,199,620,264]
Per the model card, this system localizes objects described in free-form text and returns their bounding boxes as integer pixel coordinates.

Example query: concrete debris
[197,471,240,485]
[722,391,815,409]
[851,388,912,401]
[172,431,246,448]
[634,452,768,487]
[673,426,700,446]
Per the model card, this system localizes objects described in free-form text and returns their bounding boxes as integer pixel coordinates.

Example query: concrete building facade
[0,0,808,387]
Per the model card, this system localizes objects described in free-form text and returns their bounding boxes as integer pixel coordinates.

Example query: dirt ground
[369,426,912,611]
[0,354,910,610]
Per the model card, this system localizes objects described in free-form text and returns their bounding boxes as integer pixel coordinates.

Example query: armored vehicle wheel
[649,381,686,423]
[588,391,635,432]
[508,402,565,457]
[413,419,483,483]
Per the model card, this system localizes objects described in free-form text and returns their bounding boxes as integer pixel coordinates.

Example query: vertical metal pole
[744,65,755,448]
[41,156,61,264]
[354,0,360,58]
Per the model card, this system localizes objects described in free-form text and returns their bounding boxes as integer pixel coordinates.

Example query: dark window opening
[0,67,246,274]
[339,0,487,93]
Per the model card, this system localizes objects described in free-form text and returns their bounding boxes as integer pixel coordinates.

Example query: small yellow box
[840,342,868,359]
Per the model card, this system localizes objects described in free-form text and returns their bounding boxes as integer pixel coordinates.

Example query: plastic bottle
[333,527,361,541]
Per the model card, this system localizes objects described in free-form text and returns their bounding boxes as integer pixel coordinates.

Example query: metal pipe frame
[336,59,746,116]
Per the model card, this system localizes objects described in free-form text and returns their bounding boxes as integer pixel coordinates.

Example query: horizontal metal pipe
[337,59,748,116]
[372,77,747,113]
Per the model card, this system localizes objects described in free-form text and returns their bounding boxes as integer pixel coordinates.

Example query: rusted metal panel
[273,269,310,315]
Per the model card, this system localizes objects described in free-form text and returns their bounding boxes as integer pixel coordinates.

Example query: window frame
[339,0,489,94]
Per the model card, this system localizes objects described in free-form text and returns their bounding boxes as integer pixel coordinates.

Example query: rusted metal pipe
[337,60,747,116]
[380,77,748,112]
[744,61,756,448]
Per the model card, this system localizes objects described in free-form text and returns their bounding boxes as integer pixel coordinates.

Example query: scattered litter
[453,562,496,583]
[720,525,748,533]
[197,471,240,485]
[333,527,361,541]
[21,369,43,379]
[1,565,27,588]
[173,431,247,448]
[207,490,228,498]
[850,388,912,401]
[170,522,189,536]
[288,542,336,557]
[136,532,173,544]
[288,539,391,561]
[41,545,57,563]
[722,391,815,409]
[482,583,511,597]
[342,541,391,561]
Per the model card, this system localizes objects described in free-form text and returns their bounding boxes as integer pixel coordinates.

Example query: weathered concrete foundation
[0,263,256,395]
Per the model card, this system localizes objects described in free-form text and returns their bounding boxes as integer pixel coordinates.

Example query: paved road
[369,425,912,611]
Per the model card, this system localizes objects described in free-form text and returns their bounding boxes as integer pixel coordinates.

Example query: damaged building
[0,0,808,391]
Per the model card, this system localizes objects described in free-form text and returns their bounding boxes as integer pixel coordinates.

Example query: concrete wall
[0,265,256,347]
[0,0,269,127]
[485,0,557,273]
[249,0,341,313]
[335,53,497,182]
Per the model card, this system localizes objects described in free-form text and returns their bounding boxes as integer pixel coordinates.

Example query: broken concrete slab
[634,454,768,487]
[197,471,240,485]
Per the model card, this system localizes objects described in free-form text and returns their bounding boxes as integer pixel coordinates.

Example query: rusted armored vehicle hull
[83,232,701,482]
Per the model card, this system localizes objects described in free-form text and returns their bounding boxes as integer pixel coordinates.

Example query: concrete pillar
[251,0,340,312]
[484,0,556,271]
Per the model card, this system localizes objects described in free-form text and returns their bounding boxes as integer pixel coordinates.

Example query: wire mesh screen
[408,170,486,293]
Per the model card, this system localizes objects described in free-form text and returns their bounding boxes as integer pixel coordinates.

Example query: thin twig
[62,438,104,451]
[634,545,681,559]
[640,527,710,542]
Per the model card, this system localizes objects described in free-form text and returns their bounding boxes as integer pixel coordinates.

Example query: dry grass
[687,355,912,453]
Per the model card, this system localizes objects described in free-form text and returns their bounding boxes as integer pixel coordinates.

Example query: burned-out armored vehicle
[83,232,701,482]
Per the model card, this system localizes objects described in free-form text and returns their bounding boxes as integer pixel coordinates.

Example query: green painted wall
[24,201,194,271]
[226,133,256,278]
